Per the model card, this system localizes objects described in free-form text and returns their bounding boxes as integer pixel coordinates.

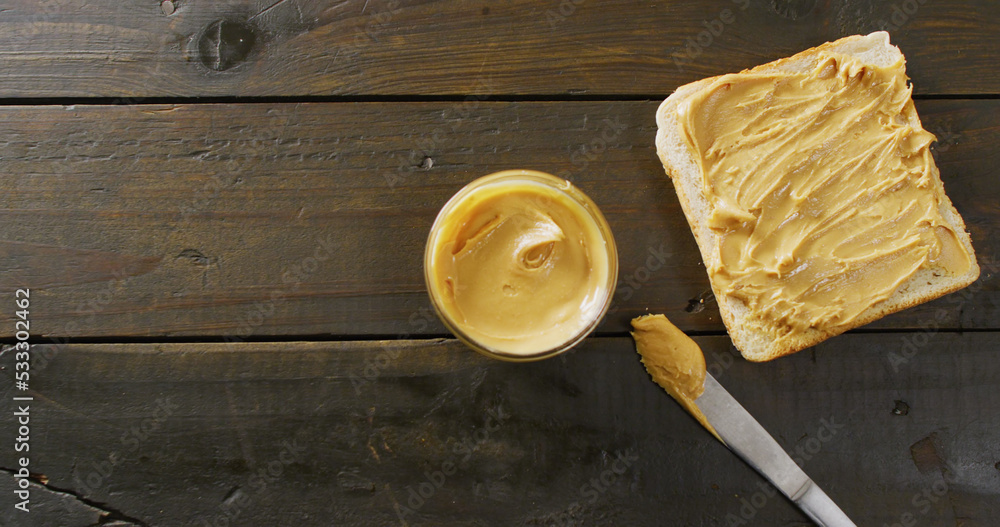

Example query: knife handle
[794,481,856,527]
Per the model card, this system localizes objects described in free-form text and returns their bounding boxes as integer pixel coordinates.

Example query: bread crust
[654,32,980,362]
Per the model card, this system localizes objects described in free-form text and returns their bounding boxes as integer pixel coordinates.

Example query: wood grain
[0,2,995,525]
[0,100,996,339]
[0,0,997,98]
[1,334,998,525]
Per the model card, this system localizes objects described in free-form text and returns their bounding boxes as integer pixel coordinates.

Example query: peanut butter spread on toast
[677,51,971,341]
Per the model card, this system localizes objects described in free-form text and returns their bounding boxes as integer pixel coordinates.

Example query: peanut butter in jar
[424,170,618,361]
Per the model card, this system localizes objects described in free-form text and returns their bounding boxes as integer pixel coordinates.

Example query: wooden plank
[0,100,997,339]
[0,0,997,98]
[1,334,998,525]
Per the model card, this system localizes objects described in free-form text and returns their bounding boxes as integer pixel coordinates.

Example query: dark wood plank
[0,0,997,98]
[0,100,997,339]
[1,334,998,525]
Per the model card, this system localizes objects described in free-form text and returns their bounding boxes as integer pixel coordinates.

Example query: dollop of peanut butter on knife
[631,314,720,441]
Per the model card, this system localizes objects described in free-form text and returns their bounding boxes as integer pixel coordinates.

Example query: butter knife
[695,374,856,527]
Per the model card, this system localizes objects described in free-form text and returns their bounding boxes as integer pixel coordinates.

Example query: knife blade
[695,374,856,527]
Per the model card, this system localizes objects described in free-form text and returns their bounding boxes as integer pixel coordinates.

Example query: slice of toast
[655,32,980,362]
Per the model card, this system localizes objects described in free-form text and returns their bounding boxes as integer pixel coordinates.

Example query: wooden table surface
[1,1,998,525]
